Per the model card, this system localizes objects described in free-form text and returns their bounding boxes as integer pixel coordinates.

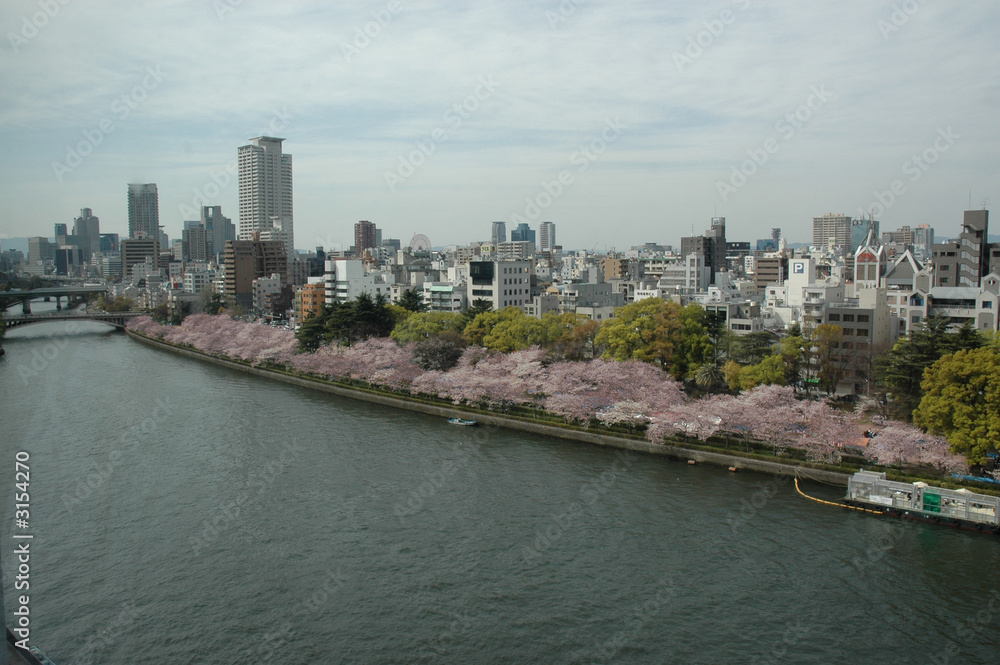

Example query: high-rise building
[933,210,989,287]
[491,221,506,245]
[72,208,101,256]
[812,213,852,251]
[681,217,727,285]
[128,184,159,239]
[539,221,556,251]
[511,222,536,248]
[354,220,377,257]
[224,236,288,310]
[238,137,293,247]
[121,237,160,278]
[202,205,234,260]
[54,223,68,237]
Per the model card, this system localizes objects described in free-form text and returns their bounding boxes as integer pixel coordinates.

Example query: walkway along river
[1,320,998,664]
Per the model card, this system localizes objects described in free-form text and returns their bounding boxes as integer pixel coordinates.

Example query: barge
[843,470,1000,533]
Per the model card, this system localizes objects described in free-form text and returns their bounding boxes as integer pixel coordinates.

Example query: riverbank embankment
[126,328,852,486]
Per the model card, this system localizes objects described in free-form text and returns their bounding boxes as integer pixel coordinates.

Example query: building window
[857,314,869,322]
[843,314,855,322]
[828,313,840,321]
[983,301,993,309]
[857,329,868,337]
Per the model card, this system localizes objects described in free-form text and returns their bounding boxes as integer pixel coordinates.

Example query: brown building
[121,237,160,279]
[354,220,377,258]
[753,255,787,294]
[224,236,287,310]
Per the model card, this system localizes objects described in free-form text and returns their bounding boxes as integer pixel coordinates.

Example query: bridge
[2,311,144,330]
[1,285,108,314]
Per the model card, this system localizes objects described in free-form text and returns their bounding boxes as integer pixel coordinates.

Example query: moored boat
[843,470,1000,533]
[447,418,477,426]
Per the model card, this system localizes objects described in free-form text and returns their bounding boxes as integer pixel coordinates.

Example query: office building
[511,222,536,248]
[491,221,506,245]
[121,237,160,278]
[812,213,852,251]
[128,184,159,239]
[202,205,234,260]
[238,137,293,247]
[539,221,556,251]
[224,237,288,310]
[355,220,378,257]
[933,210,990,287]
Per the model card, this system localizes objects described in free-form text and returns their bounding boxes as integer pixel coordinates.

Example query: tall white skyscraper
[238,137,293,248]
[127,184,159,239]
[539,221,556,251]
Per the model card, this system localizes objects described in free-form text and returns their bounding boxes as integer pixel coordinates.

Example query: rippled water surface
[2,321,999,664]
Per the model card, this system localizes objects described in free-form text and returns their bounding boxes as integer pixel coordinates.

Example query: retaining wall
[126,329,852,486]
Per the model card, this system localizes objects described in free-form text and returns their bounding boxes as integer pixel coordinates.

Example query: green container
[923,492,941,513]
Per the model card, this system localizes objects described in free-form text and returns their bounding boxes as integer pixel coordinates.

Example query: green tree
[463,307,521,346]
[733,331,776,365]
[391,312,466,344]
[150,302,170,323]
[296,306,330,352]
[913,346,1000,465]
[780,334,807,388]
[397,288,426,313]
[204,292,227,315]
[882,315,982,419]
[462,298,493,325]
[811,323,846,395]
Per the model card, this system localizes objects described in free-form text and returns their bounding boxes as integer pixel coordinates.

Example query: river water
[1,320,999,664]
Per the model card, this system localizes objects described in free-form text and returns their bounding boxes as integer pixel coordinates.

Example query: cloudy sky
[1,1,997,252]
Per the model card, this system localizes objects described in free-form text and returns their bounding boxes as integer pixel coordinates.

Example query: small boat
[447,418,477,426]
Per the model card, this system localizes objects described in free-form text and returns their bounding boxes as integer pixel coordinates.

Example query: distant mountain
[0,237,31,254]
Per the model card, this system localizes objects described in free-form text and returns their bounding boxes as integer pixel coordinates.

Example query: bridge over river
[2,310,144,330]
[1,285,108,314]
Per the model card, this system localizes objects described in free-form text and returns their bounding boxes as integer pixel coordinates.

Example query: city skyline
[1,2,998,251]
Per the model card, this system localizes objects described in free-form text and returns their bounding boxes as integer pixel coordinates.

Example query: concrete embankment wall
[126,329,851,486]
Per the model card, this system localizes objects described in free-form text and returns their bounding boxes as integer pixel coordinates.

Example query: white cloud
[0,0,997,248]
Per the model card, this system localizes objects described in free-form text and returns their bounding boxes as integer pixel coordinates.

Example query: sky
[0,0,998,252]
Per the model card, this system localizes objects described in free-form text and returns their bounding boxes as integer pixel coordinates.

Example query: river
[1,320,999,664]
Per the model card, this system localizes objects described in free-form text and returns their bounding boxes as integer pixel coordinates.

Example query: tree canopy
[913,346,1000,465]
[391,312,466,344]
[594,298,710,379]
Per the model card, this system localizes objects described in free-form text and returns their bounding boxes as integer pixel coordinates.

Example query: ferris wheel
[409,234,431,252]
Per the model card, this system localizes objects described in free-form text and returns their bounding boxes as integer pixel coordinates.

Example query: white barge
[844,470,1000,533]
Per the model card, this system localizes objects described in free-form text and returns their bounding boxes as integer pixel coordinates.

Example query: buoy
[728,466,738,472]
[687,460,696,465]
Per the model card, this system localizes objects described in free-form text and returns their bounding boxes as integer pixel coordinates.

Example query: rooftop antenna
[969,189,972,210]
[982,197,990,210]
